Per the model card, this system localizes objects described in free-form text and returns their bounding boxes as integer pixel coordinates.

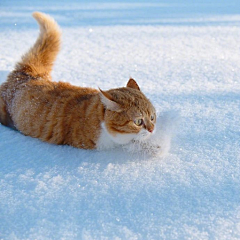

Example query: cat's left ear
[99,89,122,112]
[126,78,141,91]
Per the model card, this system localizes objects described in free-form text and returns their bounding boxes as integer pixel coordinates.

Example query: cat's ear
[126,78,140,91]
[99,89,122,112]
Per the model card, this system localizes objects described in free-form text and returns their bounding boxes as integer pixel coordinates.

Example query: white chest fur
[96,122,138,150]
[96,123,117,150]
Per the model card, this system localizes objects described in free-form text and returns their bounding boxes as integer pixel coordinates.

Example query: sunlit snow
[1,0,240,239]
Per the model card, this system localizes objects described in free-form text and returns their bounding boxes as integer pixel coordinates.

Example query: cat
[0,12,156,150]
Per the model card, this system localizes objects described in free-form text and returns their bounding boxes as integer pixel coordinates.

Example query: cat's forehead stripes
[108,87,154,109]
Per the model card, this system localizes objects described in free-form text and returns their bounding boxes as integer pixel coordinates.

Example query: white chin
[97,123,154,150]
[113,128,153,144]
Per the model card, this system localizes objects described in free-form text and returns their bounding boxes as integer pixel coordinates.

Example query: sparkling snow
[1,0,240,239]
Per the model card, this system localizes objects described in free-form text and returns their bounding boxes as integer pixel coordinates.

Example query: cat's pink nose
[148,128,154,133]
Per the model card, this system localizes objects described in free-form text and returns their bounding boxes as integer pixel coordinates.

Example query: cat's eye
[134,118,143,126]
[151,115,155,121]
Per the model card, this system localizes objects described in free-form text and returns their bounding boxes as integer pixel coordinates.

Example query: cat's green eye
[134,118,143,126]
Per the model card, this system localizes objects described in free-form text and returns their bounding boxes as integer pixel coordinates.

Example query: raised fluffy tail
[15,12,61,79]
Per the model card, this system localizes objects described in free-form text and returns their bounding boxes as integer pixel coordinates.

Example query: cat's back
[9,79,103,148]
[23,79,98,99]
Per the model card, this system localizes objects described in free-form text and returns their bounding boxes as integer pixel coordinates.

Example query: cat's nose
[147,127,154,133]
[145,120,154,133]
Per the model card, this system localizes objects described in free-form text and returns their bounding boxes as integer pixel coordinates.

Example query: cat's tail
[15,12,61,79]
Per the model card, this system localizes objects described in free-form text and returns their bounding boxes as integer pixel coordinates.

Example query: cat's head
[100,78,156,144]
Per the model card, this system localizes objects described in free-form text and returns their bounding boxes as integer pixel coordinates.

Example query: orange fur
[0,12,156,149]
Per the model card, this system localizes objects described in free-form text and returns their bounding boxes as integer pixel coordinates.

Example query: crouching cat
[0,12,156,150]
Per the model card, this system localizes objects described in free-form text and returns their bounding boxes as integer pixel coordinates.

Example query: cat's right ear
[126,78,140,91]
[99,89,122,112]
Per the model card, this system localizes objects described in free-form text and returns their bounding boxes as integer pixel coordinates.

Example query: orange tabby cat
[0,12,156,150]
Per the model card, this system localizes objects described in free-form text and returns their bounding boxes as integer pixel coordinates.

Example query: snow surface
[1,0,240,239]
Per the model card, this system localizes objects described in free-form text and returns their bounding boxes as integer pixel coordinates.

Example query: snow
[1,0,240,239]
